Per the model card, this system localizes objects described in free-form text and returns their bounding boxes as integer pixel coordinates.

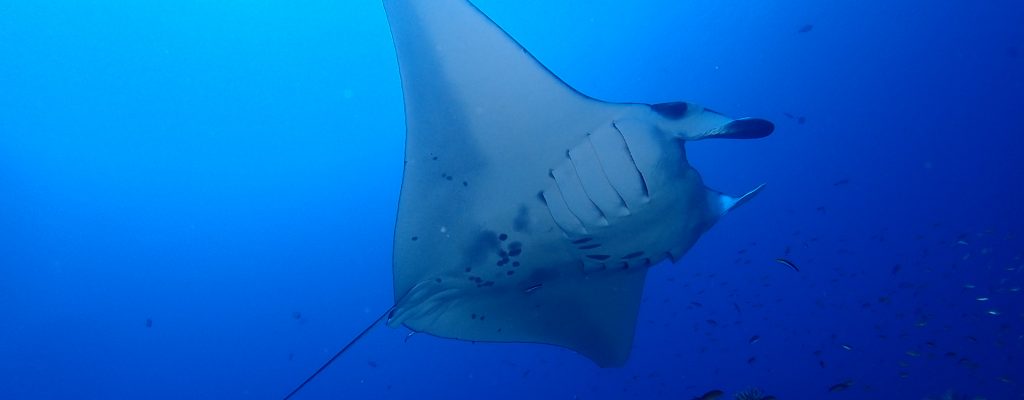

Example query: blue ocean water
[2,0,1022,399]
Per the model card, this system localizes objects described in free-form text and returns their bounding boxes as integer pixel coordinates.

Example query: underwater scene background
[2,0,1022,399]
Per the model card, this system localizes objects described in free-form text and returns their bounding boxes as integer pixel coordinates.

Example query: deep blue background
[2,0,1022,399]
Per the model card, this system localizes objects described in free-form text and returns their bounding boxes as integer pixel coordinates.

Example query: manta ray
[284,0,772,397]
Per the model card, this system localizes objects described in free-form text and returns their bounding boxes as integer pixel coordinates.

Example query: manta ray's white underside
[382,0,773,367]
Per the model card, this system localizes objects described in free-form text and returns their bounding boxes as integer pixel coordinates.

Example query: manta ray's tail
[281,308,391,400]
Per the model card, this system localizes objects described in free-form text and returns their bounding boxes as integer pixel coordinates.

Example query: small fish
[774,258,800,272]
[782,112,806,124]
[827,380,853,392]
[692,389,724,400]
[749,335,761,344]
[987,309,1001,316]
[523,283,543,293]
[976,297,990,301]
[840,344,853,351]
[798,24,814,33]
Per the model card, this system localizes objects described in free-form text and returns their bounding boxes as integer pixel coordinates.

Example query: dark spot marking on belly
[571,237,593,244]
[506,270,515,276]
[411,236,418,241]
[578,243,601,250]
[513,206,530,232]
[466,231,500,269]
